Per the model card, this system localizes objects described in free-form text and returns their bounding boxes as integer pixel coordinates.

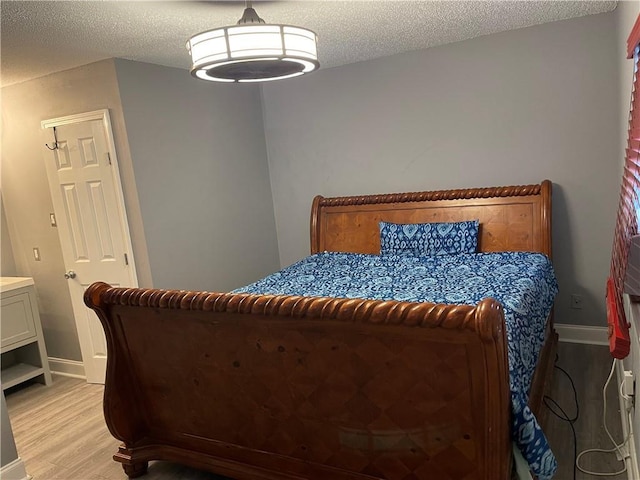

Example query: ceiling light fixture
[186,1,319,83]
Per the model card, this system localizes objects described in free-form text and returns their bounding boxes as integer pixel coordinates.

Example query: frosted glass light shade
[187,24,319,83]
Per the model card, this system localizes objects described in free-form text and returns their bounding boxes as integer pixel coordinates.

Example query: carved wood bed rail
[85,180,556,480]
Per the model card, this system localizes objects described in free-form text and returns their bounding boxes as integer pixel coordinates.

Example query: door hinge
[107,152,112,165]
[124,253,129,265]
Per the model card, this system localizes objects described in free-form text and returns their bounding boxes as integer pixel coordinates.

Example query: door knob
[64,270,76,279]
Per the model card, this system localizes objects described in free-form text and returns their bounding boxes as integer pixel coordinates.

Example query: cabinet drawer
[1,292,37,349]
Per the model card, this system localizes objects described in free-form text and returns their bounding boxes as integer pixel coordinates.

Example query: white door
[42,110,138,384]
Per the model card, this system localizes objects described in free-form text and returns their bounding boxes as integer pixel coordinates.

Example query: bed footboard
[85,282,512,480]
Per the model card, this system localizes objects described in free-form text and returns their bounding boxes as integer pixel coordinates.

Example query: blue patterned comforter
[234,251,559,479]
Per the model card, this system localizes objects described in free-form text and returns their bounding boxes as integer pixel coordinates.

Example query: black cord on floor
[543,358,580,480]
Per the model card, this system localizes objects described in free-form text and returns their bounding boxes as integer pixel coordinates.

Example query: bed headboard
[310,180,552,258]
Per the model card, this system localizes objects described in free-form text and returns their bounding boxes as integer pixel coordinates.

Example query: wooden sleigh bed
[84,180,557,480]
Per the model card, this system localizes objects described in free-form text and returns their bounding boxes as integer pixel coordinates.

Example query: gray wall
[1,56,281,364]
[0,8,624,367]
[1,59,152,361]
[1,195,17,276]
[261,12,620,327]
[114,60,280,291]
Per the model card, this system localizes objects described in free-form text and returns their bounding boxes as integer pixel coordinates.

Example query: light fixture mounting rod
[238,1,264,25]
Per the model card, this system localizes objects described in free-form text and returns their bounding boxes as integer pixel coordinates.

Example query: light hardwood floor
[4,342,630,480]
[5,375,227,480]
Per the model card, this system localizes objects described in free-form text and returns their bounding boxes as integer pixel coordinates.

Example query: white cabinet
[1,277,52,389]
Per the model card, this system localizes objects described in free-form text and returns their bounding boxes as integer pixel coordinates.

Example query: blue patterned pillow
[379,220,479,256]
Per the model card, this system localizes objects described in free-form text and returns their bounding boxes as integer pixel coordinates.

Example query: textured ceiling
[0,0,617,87]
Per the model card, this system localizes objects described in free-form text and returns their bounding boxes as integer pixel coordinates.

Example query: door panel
[61,183,90,260]
[42,110,138,384]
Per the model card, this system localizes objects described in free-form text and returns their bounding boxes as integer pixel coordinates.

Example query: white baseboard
[48,357,86,379]
[0,457,29,480]
[555,323,608,346]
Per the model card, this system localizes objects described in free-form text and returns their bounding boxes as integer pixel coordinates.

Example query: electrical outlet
[623,370,635,412]
[570,294,583,309]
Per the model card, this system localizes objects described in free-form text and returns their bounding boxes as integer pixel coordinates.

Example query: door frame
[41,109,139,289]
